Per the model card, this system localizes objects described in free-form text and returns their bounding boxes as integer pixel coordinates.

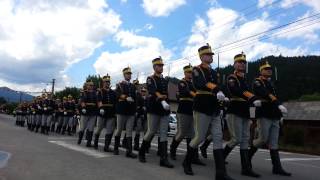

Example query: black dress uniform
[113,67,137,158]
[78,82,98,147]
[93,75,117,152]
[133,87,148,151]
[138,57,173,168]
[249,62,291,176]
[62,97,76,135]
[170,64,205,165]
[224,52,261,178]
[55,99,64,133]
[41,97,55,134]
[182,44,234,180]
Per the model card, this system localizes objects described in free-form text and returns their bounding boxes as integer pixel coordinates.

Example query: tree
[55,87,81,100]
[0,97,7,105]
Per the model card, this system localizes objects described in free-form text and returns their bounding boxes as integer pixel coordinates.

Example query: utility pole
[51,79,55,95]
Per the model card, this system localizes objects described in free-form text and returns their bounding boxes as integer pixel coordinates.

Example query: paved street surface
[1,114,320,180]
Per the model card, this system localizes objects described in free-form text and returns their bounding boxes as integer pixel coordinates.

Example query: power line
[217,16,320,53]
[162,0,284,49]
[166,12,320,66]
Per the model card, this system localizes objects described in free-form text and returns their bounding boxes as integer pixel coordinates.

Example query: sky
[0,0,319,93]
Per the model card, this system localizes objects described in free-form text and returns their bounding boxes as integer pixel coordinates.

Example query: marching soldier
[224,52,261,178]
[248,61,291,176]
[181,44,233,180]
[41,93,55,135]
[62,95,76,135]
[15,103,22,126]
[113,67,137,158]
[34,96,43,133]
[93,75,117,152]
[138,57,174,168]
[170,64,205,165]
[55,98,64,133]
[133,87,148,151]
[77,80,98,147]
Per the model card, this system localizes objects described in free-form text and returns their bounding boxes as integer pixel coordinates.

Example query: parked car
[168,113,177,136]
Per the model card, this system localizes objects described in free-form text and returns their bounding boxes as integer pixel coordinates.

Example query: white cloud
[275,12,320,42]
[0,0,121,91]
[141,0,186,17]
[93,31,172,84]
[281,0,320,11]
[181,7,307,70]
[258,0,276,8]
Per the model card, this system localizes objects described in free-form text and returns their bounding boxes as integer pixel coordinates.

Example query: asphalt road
[1,114,320,180]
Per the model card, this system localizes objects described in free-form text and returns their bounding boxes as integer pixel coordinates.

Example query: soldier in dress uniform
[77,80,98,147]
[113,67,137,158]
[224,52,261,178]
[93,74,117,152]
[170,64,205,166]
[248,61,291,176]
[181,44,233,180]
[133,87,148,151]
[62,95,76,135]
[41,93,55,135]
[138,57,174,168]
[55,98,64,133]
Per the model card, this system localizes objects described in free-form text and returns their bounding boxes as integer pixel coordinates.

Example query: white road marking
[49,140,111,158]
[266,158,320,162]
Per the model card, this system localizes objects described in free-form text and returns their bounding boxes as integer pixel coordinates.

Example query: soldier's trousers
[190,111,223,150]
[63,116,75,128]
[95,116,115,135]
[225,114,250,149]
[135,117,147,133]
[114,115,134,137]
[253,118,280,149]
[56,116,63,127]
[41,115,52,127]
[174,113,194,141]
[79,115,96,132]
[27,115,32,125]
[35,114,42,126]
[143,114,169,142]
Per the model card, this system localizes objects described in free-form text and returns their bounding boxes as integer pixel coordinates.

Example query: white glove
[224,97,230,102]
[126,97,134,102]
[217,91,225,101]
[280,117,284,125]
[37,105,41,109]
[278,105,288,116]
[161,100,170,110]
[81,109,86,114]
[100,109,105,115]
[44,107,47,111]
[64,112,67,115]
[33,112,36,114]
[253,100,262,107]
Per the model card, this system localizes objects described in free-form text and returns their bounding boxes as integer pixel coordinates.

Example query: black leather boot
[240,149,261,178]
[93,134,100,150]
[86,131,93,147]
[214,149,235,180]
[159,141,174,168]
[104,134,113,152]
[270,149,291,176]
[113,136,120,155]
[170,138,180,160]
[223,145,233,164]
[77,131,84,145]
[126,137,137,158]
[248,146,258,168]
[183,145,195,175]
[200,138,211,158]
[133,133,140,151]
[138,140,148,163]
